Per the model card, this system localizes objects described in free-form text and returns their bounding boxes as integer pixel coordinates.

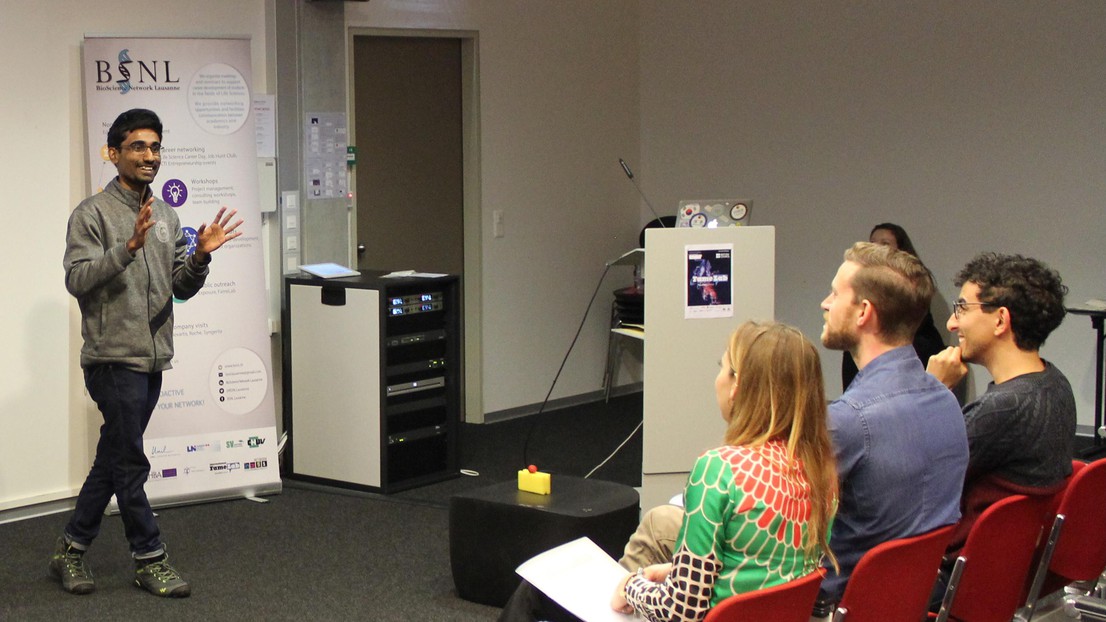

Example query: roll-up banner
[81,36,280,507]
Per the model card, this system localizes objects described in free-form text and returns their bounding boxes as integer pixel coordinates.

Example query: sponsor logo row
[149,458,269,480]
[150,435,266,458]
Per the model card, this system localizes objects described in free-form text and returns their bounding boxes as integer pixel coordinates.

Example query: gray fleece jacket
[64,178,209,372]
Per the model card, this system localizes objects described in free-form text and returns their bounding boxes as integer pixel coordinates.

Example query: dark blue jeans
[65,365,164,556]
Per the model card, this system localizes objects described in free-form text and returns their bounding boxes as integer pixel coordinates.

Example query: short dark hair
[955,253,1067,351]
[106,108,162,149]
[845,241,935,343]
[870,223,919,258]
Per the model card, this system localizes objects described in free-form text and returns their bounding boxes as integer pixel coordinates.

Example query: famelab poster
[685,243,734,319]
[82,37,279,506]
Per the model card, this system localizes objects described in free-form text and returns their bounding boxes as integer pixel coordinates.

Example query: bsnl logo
[95,49,179,95]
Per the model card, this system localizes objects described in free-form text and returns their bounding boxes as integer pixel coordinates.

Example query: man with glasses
[927,252,1075,556]
[54,108,242,597]
[816,242,968,608]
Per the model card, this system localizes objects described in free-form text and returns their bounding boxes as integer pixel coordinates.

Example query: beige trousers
[617,504,684,571]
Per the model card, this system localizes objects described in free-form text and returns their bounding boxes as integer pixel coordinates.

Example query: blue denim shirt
[820,345,968,601]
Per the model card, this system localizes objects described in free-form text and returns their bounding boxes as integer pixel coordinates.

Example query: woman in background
[611,321,838,622]
[842,223,945,390]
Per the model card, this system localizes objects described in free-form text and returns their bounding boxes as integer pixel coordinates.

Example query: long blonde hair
[721,321,839,571]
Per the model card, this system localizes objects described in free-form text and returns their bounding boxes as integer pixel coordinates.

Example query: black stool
[449,475,640,607]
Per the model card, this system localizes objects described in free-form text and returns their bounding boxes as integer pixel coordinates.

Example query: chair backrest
[936,494,1049,622]
[1047,458,1106,584]
[1019,463,1080,620]
[1046,460,1084,517]
[832,524,956,622]
[704,569,825,622]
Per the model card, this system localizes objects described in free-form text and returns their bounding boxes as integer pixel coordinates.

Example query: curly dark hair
[955,253,1067,351]
[107,108,162,149]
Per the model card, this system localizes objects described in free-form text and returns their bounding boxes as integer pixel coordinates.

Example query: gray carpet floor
[3,488,500,621]
[1,393,645,621]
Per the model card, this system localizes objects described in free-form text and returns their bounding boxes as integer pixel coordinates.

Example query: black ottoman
[449,475,640,607]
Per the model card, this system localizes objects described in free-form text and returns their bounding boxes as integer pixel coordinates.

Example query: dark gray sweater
[63,178,209,372]
[963,361,1076,489]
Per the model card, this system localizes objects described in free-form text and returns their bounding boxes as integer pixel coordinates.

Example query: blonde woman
[611,321,838,622]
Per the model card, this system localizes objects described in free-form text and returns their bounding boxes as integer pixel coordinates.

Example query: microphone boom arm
[618,158,666,227]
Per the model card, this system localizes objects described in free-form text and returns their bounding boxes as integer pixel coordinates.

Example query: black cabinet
[283,271,460,493]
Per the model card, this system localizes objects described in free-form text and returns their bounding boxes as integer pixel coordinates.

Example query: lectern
[641,226,775,509]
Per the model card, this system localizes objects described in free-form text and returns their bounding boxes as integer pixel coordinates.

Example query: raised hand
[126,196,157,255]
[927,346,968,389]
[194,206,244,261]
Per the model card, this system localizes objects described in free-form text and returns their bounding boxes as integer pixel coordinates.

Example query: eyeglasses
[952,300,998,319]
[120,141,162,155]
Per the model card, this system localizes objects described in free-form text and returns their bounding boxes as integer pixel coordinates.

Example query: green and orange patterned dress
[624,439,824,622]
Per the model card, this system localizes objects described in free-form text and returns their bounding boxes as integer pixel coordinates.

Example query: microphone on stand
[619,158,666,227]
[618,157,635,180]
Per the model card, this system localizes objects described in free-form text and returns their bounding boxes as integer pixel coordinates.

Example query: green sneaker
[134,554,191,598]
[48,537,95,595]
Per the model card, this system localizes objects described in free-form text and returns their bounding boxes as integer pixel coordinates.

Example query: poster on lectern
[82,36,280,506]
[685,243,734,319]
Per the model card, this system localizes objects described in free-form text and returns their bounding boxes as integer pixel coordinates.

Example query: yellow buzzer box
[517,468,551,495]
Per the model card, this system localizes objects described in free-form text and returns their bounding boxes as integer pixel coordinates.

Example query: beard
[821,321,858,352]
[957,337,978,363]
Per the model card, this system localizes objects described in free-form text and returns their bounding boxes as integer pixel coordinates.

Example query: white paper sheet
[516,537,633,622]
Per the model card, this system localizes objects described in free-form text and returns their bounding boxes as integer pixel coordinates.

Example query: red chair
[1015,462,1079,621]
[1020,458,1106,622]
[831,524,956,622]
[703,568,825,622]
[932,494,1049,622]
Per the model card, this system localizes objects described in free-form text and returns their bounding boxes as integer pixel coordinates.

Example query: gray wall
[639,0,1106,429]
